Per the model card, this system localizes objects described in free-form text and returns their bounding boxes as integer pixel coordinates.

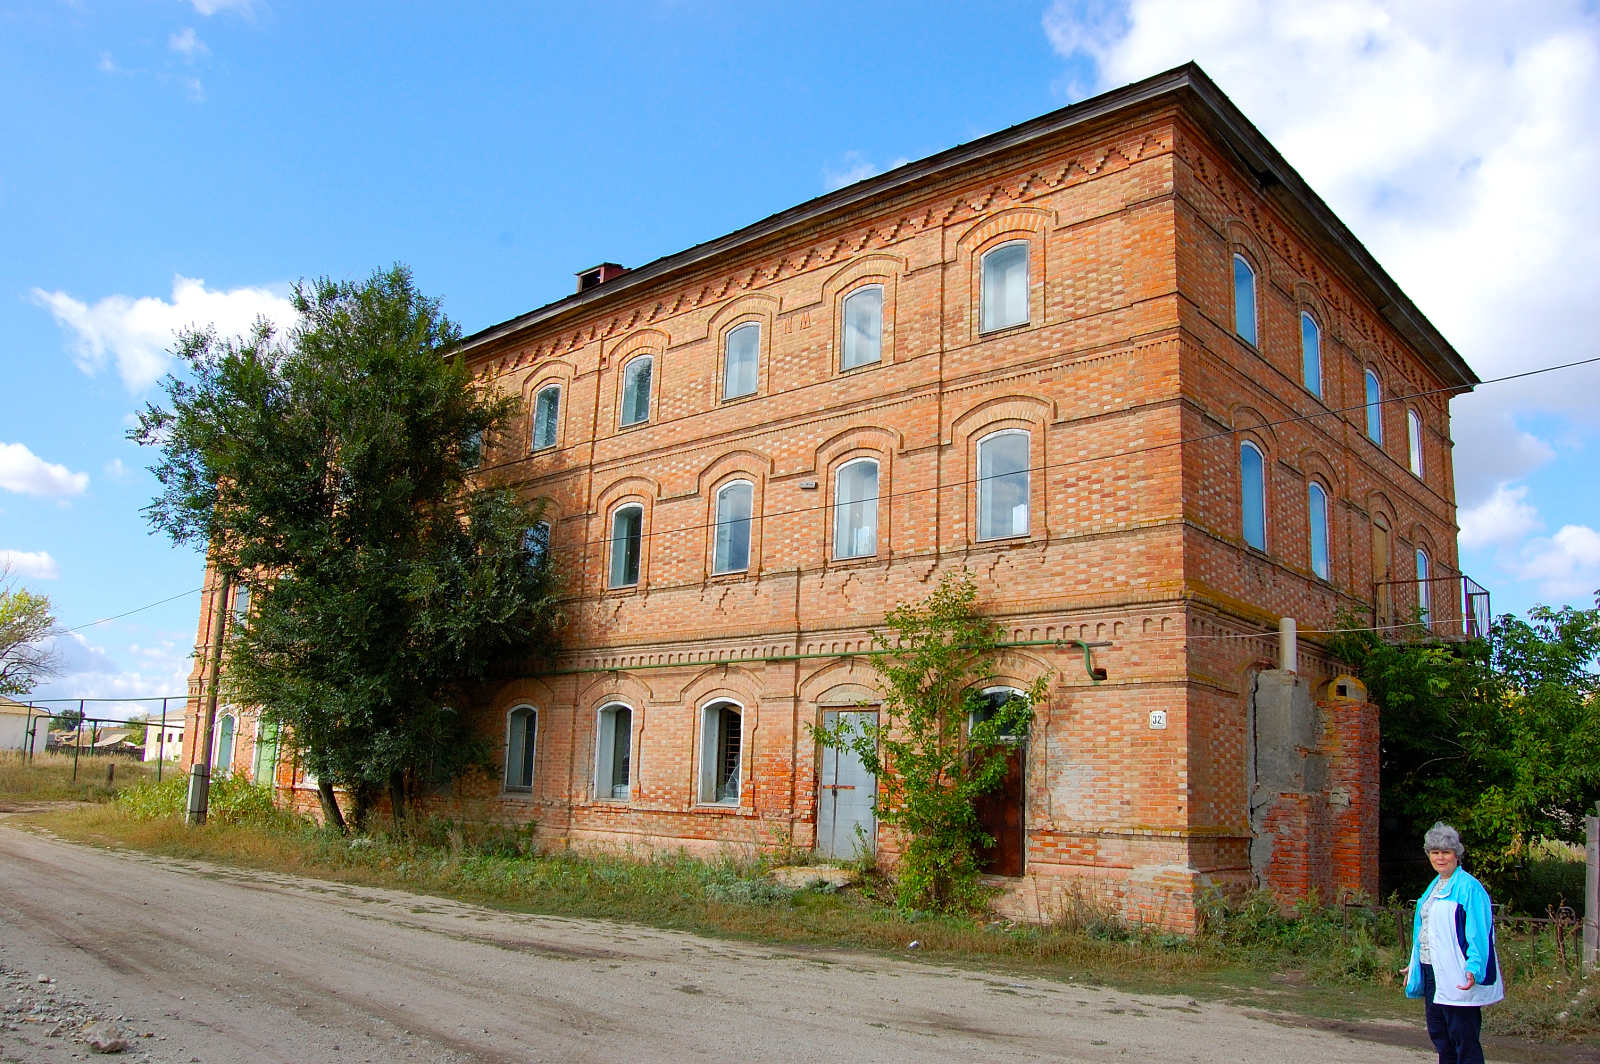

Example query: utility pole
[186,570,231,825]
[1585,803,1597,974]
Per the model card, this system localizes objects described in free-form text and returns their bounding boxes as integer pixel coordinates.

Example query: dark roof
[459,62,1476,391]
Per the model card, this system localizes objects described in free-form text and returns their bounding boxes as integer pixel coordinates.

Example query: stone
[768,864,856,890]
[82,1020,130,1053]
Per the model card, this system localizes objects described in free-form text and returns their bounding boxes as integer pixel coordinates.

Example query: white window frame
[697,699,745,805]
[1300,312,1322,399]
[722,322,760,400]
[1240,440,1267,551]
[975,429,1031,541]
[531,384,561,450]
[214,711,237,779]
[620,355,653,427]
[841,285,884,370]
[832,457,879,560]
[969,685,1026,741]
[1407,408,1425,478]
[713,480,754,575]
[594,703,634,801]
[1308,481,1331,581]
[980,240,1031,333]
[504,705,538,793]
[609,504,643,588]
[1233,254,1258,346]
[1365,369,1384,444]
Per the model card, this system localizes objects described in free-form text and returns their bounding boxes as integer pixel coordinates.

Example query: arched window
[980,242,1029,332]
[620,355,653,426]
[1233,255,1257,346]
[976,431,1030,540]
[252,721,279,783]
[609,504,642,587]
[1415,547,1432,627]
[1408,409,1425,478]
[531,385,560,450]
[215,713,236,779]
[841,285,883,370]
[698,700,743,804]
[723,323,759,400]
[595,703,633,800]
[1300,312,1322,398]
[970,686,1027,739]
[1365,369,1384,443]
[1240,441,1266,551]
[1308,482,1330,580]
[505,706,537,791]
[524,521,551,568]
[833,458,879,559]
[713,481,754,574]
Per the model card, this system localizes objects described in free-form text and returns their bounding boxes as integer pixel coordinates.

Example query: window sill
[708,568,751,582]
[975,532,1032,545]
[720,391,759,405]
[693,802,752,816]
[617,419,651,433]
[978,320,1031,338]
[500,787,534,798]
[839,358,883,375]
[828,553,882,568]
[604,584,642,596]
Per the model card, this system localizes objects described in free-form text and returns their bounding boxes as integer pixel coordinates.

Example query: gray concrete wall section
[1249,669,1323,882]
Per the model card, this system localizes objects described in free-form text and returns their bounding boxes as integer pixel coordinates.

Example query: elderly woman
[1404,823,1502,1064]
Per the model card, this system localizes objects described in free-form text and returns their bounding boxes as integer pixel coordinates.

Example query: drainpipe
[187,572,231,825]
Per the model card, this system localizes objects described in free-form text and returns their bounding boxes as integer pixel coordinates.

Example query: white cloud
[823,151,912,192]
[1513,524,1600,601]
[187,0,254,16]
[1459,484,1544,550]
[1043,0,1600,489]
[102,458,135,482]
[28,631,193,705]
[0,442,89,498]
[168,27,209,59]
[0,550,61,581]
[31,275,296,392]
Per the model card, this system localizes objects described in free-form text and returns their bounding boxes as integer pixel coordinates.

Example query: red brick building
[185,64,1478,929]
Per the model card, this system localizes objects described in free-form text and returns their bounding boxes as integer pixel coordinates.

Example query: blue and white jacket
[1405,868,1504,1006]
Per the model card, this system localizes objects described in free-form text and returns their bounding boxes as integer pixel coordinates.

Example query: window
[970,686,1026,739]
[1308,482,1330,581]
[976,431,1030,540]
[215,713,236,778]
[595,704,633,800]
[1301,313,1322,398]
[505,706,537,791]
[609,505,642,587]
[723,323,759,400]
[532,385,560,450]
[1240,441,1266,551]
[713,481,754,574]
[1233,255,1257,346]
[1364,370,1384,443]
[698,701,743,804]
[1415,548,1431,627]
[525,521,551,567]
[833,459,879,559]
[231,584,251,632]
[252,721,279,783]
[463,429,484,468]
[620,355,653,426]
[1408,409,1424,478]
[841,286,883,370]
[980,242,1029,332]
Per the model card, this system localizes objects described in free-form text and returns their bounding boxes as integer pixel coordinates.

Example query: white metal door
[818,710,876,860]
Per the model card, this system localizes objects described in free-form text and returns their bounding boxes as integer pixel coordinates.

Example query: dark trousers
[1421,964,1484,1064]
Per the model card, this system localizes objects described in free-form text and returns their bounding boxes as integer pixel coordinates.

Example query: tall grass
[0,750,157,804]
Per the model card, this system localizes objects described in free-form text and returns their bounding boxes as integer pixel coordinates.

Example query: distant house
[51,726,141,756]
[0,697,48,756]
[142,715,185,763]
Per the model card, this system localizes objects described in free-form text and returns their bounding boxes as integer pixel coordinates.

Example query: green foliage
[0,568,59,696]
[1330,599,1600,900]
[117,773,302,829]
[814,570,1047,913]
[132,265,563,826]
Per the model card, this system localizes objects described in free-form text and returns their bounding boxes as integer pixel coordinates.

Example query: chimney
[575,263,628,293]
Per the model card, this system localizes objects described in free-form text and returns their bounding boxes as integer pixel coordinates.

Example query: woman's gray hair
[1424,822,1465,858]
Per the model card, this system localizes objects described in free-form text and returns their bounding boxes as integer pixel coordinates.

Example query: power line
[59,586,206,635]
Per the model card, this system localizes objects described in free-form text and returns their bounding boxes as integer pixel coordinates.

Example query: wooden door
[974,745,1025,877]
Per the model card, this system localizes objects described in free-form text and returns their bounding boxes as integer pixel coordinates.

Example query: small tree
[815,570,1047,912]
[134,265,563,830]
[0,564,61,697]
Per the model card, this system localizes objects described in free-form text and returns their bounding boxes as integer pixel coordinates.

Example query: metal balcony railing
[1372,573,1491,642]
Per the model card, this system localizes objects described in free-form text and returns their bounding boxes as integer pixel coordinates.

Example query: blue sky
[3,1,1597,712]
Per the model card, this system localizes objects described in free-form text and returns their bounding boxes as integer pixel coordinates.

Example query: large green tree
[816,570,1047,912]
[1331,599,1600,895]
[134,265,561,829]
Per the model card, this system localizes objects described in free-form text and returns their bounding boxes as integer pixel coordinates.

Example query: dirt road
[0,825,1436,1064]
